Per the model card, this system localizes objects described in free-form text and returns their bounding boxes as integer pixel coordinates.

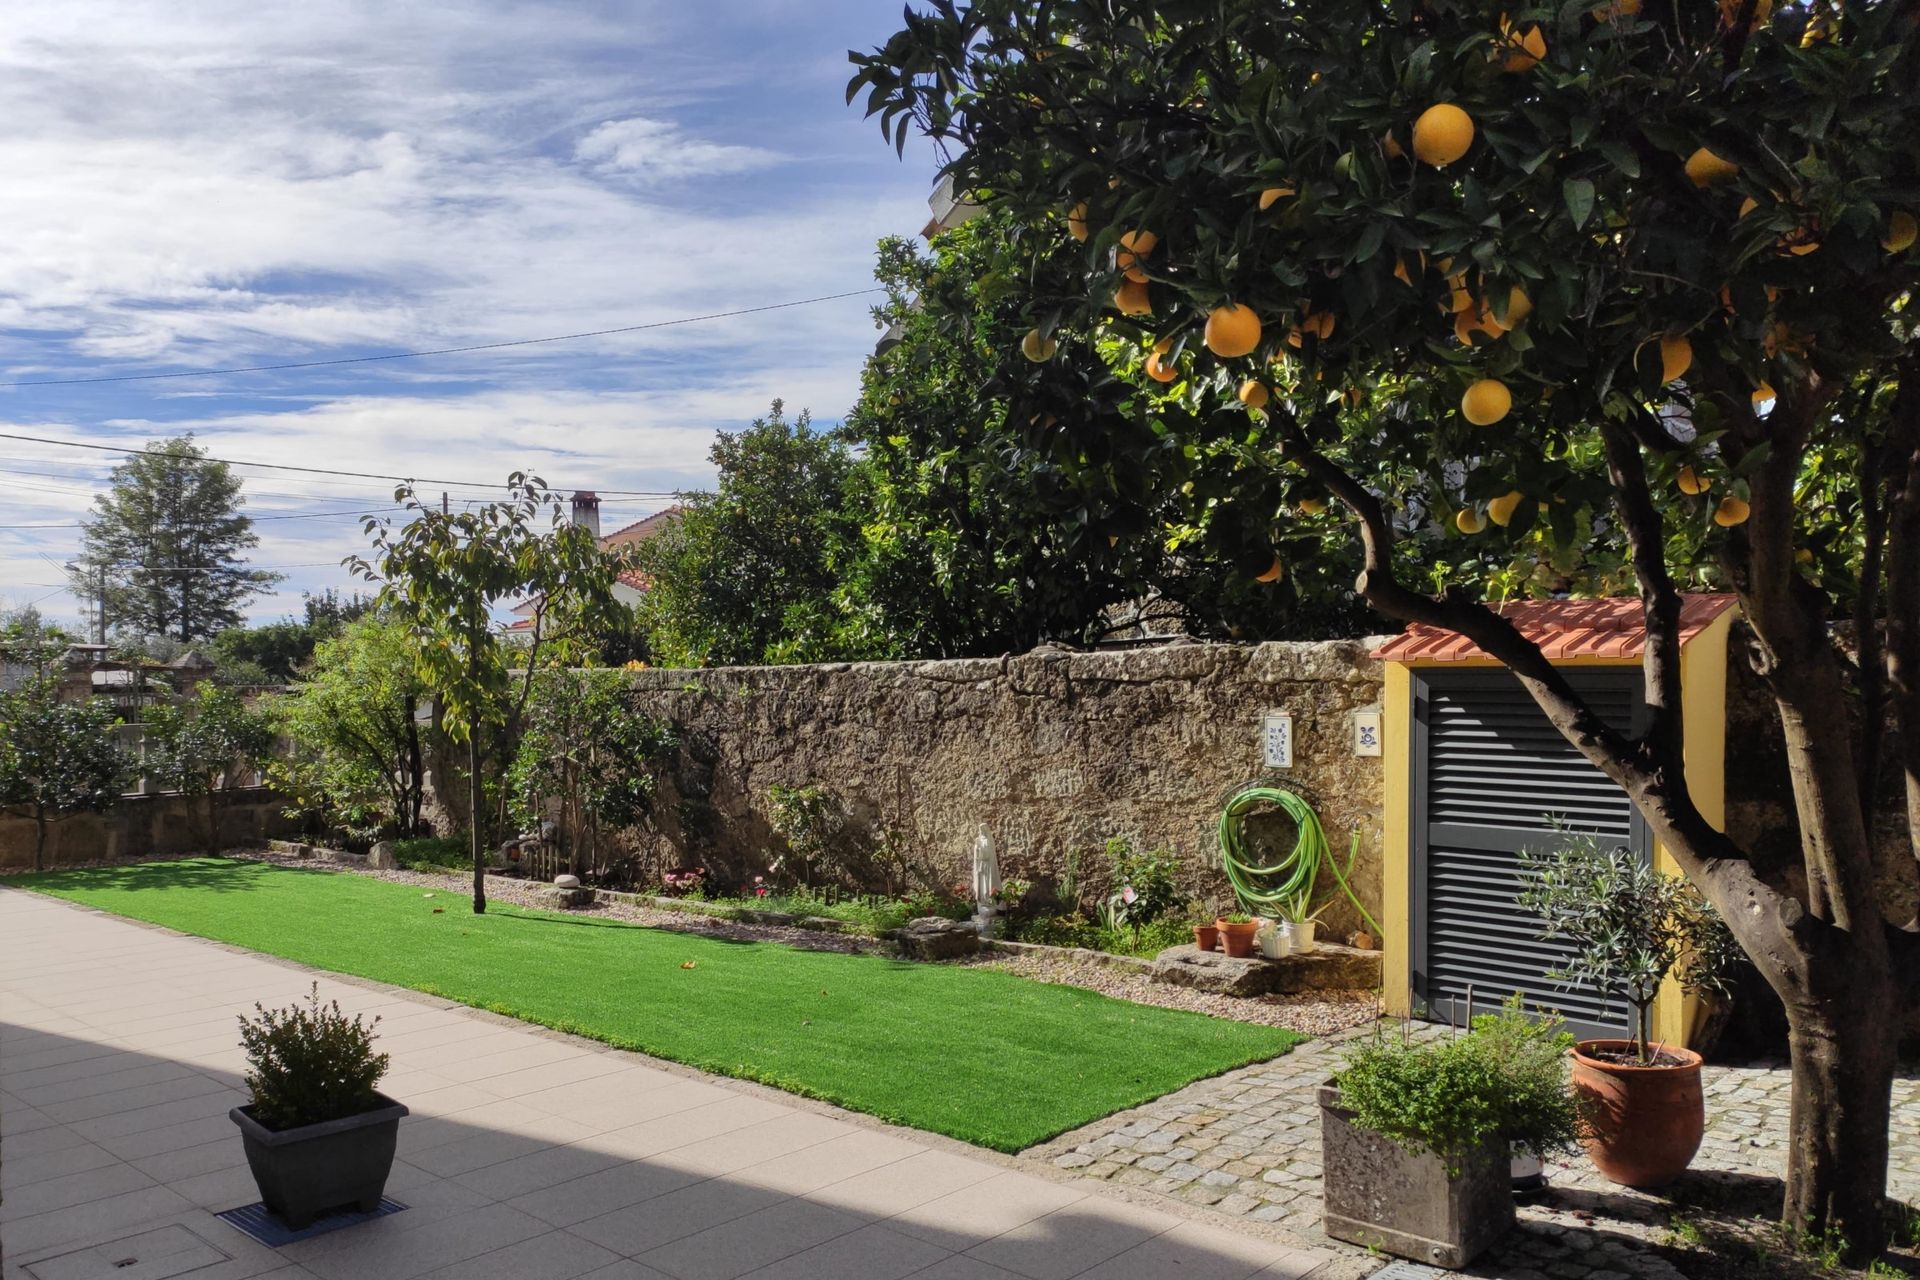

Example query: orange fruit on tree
[1255,557,1285,583]
[1455,507,1487,534]
[1487,489,1525,526]
[1885,211,1918,253]
[1685,147,1739,187]
[1498,17,1547,71]
[1021,330,1057,363]
[1205,304,1263,358]
[1382,129,1405,160]
[1461,378,1512,425]
[1258,186,1297,211]
[1113,279,1152,316]
[1659,334,1692,383]
[1592,0,1641,18]
[1237,379,1271,409]
[1068,202,1089,242]
[1412,104,1475,166]
[1718,0,1774,30]
[1713,496,1751,527]
[1117,230,1157,282]
[1738,195,1760,219]
[1297,497,1328,516]
[1144,339,1179,383]
[1677,465,1711,496]
[1501,286,1533,325]
[1752,381,1777,415]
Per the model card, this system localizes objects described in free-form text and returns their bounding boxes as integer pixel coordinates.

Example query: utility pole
[94,562,106,646]
[442,492,449,516]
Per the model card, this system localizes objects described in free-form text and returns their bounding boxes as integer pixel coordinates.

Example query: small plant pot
[1279,919,1318,954]
[230,1093,409,1229]
[1570,1039,1704,1188]
[1192,924,1220,951]
[1256,922,1291,959]
[1215,918,1259,957]
[1319,1083,1512,1269]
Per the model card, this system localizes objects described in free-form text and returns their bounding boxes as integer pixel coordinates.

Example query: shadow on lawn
[7,856,289,896]
[489,905,923,964]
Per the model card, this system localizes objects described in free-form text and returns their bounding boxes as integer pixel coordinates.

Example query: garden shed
[1373,594,1739,1048]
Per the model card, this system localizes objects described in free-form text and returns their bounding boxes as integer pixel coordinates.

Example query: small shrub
[237,983,389,1130]
[1334,998,1579,1171]
[1101,837,1181,940]
[766,784,843,886]
[659,867,707,897]
[393,833,469,872]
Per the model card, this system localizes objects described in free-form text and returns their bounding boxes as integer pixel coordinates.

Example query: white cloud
[575,117,774,181]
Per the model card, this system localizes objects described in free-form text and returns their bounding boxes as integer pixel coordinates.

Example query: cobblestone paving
[1026,1024,1920,1280]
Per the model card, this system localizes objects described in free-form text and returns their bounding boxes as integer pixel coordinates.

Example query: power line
[0,505,396,531]
[0,431,684,495]
[0,289,883,389]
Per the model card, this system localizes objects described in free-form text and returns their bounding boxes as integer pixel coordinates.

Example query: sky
[0,1,938,631]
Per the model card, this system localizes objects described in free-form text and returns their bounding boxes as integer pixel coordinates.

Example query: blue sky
[0,1,938,628]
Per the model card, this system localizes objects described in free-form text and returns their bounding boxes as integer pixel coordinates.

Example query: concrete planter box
[1317,1084,1512,1269]
[230,1093,408,1228]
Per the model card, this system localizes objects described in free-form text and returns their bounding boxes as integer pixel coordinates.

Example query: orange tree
[852,0,1920,1253]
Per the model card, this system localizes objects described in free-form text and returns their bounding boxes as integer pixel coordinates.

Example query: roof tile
[1370,594,1737,662]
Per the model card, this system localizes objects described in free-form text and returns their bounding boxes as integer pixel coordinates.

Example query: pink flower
[1122,886,1138,904]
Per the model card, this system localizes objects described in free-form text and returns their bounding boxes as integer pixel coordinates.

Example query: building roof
[1370,594,1738,663]
[601,507,680,591]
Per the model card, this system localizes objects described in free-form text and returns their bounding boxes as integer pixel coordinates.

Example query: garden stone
[1150,943,1380,996]
[536,885,595,909]
[894,916,979,961]
[367,841,398,870]
[554,874,581,889]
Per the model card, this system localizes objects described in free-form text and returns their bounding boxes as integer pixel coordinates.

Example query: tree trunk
[404,703,424,837]
[1782,983,1898,1256]
[468,729,486,915]
[33,808,47,873]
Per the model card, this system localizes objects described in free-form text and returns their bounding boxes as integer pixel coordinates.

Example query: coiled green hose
[1216,784,1382,935]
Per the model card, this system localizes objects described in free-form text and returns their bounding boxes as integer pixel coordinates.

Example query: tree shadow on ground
[2,856,288,896]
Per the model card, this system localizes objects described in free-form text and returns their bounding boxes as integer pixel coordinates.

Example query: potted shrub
[1322,999,1579,1269]
[1215,911,1259,957]
[229,985,408,1228]
[1518,835,1738,1188]
[1274,891,1331,954]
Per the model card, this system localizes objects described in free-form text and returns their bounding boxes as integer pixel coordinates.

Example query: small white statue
[971,823,1000,932]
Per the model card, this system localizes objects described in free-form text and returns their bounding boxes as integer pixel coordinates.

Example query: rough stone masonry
[606,640,1389,937]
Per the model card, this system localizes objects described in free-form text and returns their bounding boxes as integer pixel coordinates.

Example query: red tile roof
[601,507,682,549]
[1370,594,1738,662]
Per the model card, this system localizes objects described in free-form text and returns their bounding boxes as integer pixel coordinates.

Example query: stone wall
[602,641,1389,939]
[0,787,301,870]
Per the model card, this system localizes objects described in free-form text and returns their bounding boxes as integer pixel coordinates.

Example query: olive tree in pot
[229,985,408,1228]
[1518,836,1739,1189]
[1323,1000,1578,1269]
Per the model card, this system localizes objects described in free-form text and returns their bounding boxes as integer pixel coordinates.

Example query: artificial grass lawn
[19,859,1303,1151]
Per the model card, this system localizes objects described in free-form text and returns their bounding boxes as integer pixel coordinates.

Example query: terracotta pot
[1216,918,1259,957]
[1192,924,1220,951]
[1570,1039,1705,1188]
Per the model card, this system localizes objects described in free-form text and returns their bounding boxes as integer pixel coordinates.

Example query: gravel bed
[956,950,1381,1036]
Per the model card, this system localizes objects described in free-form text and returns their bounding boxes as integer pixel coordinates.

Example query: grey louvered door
[1410,667,1649,1040]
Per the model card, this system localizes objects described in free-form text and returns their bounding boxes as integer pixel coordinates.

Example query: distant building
[505,492,682,631]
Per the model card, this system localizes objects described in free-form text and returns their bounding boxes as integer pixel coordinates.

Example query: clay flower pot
[1570,1039,1705,1188]
[1192,923,1220,951]
[1215,918,1259,957]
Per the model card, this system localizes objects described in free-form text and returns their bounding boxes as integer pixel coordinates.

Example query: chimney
[569,490,602,541]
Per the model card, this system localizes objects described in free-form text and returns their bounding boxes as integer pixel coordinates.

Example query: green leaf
[1563,178,1595,230]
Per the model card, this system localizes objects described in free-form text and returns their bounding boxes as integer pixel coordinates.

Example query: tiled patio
[0,888,1336,1280]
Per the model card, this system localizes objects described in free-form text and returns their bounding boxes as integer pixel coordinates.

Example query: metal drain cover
[25,1225,229,1280]
[1366,1264,1448,1280]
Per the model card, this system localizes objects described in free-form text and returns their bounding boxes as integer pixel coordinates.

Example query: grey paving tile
[737,1222,950,1280]
[570,1177,789,1257]
[637,1197,871,1280]
[888,1172,1085,1252]
[506,1155,708,1227]
[413,1228,622,1280]
[0,1159,155,1219]
[964,1199,1180,1280]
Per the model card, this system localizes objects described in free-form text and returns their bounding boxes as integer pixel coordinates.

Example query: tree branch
[1600,416,1687,775]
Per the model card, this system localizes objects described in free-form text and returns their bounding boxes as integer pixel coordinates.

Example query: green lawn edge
[14,858,1303,1152]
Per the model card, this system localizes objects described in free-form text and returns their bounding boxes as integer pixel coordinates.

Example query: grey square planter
[1318,1084,1513,1269]
[231,1092,408,1229]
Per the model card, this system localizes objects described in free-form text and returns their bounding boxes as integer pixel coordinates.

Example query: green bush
[1007,913,1190,958]
[237,983,389,1130]
[393,834,470,872]
[1334,998,1579,1170]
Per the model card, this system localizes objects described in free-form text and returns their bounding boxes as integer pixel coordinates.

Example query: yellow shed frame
[1377,603,1736,1048]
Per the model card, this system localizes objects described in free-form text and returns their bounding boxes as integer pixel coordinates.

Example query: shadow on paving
[1,1022,1333,1280]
